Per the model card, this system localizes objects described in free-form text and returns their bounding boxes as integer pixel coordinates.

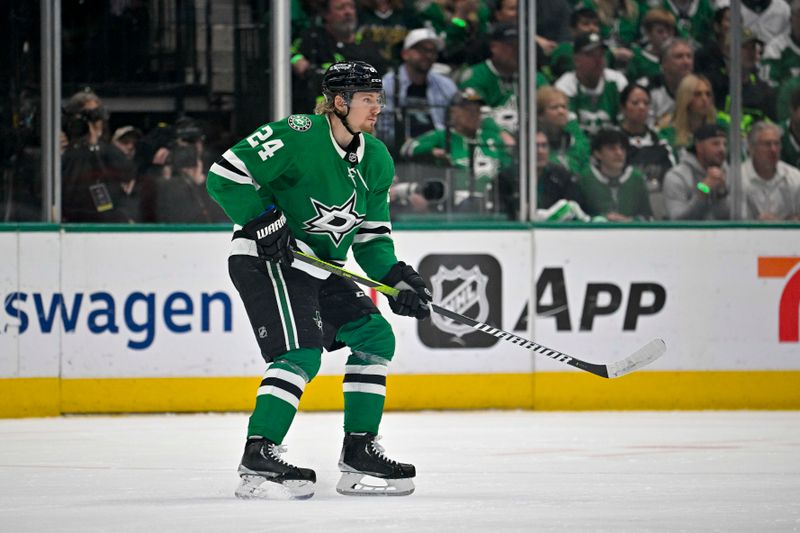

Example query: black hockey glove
[379,261,432,320]
[243,207,296,266]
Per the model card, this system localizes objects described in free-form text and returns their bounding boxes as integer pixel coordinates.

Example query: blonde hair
[671,74,716,148]
[314,97,335,115]
[536,86,568,117]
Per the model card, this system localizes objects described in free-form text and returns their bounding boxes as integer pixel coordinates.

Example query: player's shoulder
[363,132,392,159]
[266,113,323,136]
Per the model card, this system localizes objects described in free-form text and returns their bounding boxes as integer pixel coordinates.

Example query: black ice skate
[336,432,415,496]
[235,437,316,500]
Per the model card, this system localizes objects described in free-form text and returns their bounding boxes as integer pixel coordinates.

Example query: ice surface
[1,411,799,532]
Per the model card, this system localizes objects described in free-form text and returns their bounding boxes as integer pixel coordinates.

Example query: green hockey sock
[247,348,320,443]
[342,350,388,434]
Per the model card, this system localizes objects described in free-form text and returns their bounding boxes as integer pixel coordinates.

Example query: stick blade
[605,338,666,378]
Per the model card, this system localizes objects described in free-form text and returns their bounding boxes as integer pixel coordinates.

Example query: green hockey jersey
[578,164,652,219]
[207,113,397,280]
[459,60,519,133]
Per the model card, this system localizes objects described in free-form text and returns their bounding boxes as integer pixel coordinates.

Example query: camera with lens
[63,106,108,142]
[392,180,445,204]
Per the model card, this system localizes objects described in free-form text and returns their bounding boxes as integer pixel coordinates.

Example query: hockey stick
[291,250,666,379]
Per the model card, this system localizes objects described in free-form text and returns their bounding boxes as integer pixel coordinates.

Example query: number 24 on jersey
[247,125,284,161]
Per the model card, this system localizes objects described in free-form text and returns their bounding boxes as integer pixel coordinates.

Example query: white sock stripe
[256,385,301,408]
[344,364,388,377]
[343,382,386,396]
[264,367,307,390]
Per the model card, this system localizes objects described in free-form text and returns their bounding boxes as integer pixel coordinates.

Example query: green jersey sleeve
[400,129,446,158]
[207,120,298,225]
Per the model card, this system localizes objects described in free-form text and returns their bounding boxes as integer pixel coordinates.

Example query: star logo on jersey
[302,191,365,246]
[287,115,312,132]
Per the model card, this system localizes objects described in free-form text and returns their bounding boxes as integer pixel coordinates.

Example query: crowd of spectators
[4,0,800,223]
[288,0,800,221]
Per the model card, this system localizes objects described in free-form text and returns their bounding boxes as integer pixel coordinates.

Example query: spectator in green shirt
[579,127,653,221]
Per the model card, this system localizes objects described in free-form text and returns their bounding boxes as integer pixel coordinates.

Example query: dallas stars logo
[287,115,312,132]
[302,191,365,246]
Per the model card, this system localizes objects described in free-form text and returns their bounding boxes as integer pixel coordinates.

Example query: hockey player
[206,61,430,499]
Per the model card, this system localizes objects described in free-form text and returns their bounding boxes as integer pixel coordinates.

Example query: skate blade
[235,474,315,500]
[336,472,415,497]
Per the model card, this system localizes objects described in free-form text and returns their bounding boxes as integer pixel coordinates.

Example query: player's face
[347,91,384,133]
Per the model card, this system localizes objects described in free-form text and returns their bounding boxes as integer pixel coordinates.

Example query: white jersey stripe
[353,233,391,243]
[256,385,301,408]
[222,149,252,178]
[344,364,388,377]
[209,162,253,185]
[342,382,386,396]
[359,221,392,231]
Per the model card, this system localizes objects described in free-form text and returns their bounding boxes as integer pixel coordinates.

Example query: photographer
[61,89,136,222]
[135,116,206,222]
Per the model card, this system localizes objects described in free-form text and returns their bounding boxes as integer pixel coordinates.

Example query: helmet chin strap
[334,94,358,136]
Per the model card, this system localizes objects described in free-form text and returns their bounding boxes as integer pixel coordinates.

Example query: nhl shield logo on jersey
[418,254,502,348]
[302,191,365,246]
[287,115,312,132]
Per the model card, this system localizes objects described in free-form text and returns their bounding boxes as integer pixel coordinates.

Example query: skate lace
[267,443,291,466]
[370,435,397,465]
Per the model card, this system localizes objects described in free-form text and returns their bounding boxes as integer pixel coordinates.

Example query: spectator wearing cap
[379,27,457,152]
[741,121,800,220]
[112,126,142,160]
[577,0,644,63]
[549,8,610,80]
[638,38,694,128]
[400,90,512,211]
[578,127,652,221]
[554,31,628,136]
[663,123,730,220]
[459,22,520,139]
[626,8,676,83]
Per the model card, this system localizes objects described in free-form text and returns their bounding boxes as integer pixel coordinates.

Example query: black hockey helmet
[321,61,383,103]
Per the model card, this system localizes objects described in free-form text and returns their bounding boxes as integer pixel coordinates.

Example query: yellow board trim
[0,378,61,418]
[2,371,799,417]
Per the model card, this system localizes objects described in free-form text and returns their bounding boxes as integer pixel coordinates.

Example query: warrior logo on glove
[380,261,432,320]
[243,207,297,265]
